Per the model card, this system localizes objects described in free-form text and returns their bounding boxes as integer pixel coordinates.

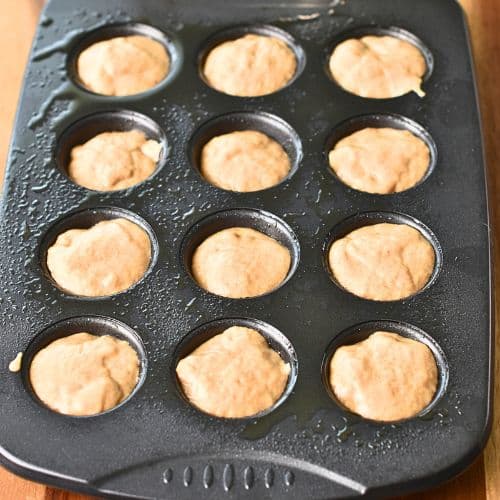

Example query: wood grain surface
[0,0,498,498]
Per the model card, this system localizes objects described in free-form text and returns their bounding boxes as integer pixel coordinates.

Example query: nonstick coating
[0,0,492,498]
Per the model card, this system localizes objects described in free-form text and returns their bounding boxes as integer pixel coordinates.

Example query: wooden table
[0,0,498,498]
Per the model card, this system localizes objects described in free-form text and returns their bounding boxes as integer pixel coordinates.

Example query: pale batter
[203,34,297,97]
[328,223,435,301]
[329,35,427,98]
[191,227,291,298]
[328,127,430,194]
[329,331,438,421]
[68,130,162,191]
[47,218,151,297]
[176,326,290,418]
[8,352,22,373]
[201,130,291,192]
[30,333,139,416]
[77,35,169,96]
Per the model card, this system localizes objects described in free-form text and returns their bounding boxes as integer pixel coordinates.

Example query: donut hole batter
[191,227,291,298]
[30,333,140,416]
[176,326,290,418]
[329,35,427,98]
[328,331,438,421]
[328,222,436,301]
[200,130,291,192]
[46,218,152,297]
[68,130,162,191]
[328,127,431,194]
[203,33,297,97]
[77,35,170,96]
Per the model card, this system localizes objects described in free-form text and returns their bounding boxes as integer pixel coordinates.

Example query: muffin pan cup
[22,316,148,417]
[0,0,492,499]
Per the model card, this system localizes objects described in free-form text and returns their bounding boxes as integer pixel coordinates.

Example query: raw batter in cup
[329,331,438,421]
[68,130,162,191]
[191,227,291,298]
[328,127,430,194]
[201,130,290,192]
[30,333,140,416]
[176,326,290,418]
[328,222,435,301]
[46,218,151,297]
[203,33,296,97]
[77,35,169,96]
[329,35,427,98]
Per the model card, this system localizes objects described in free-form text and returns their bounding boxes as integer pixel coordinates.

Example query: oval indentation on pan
[56,110,169,192]
[325,25,434,97]
[39,206,159,299]
[67,22,182,97]
[321,320,449,423]
[22,315,148,418]
[189,111,303,192]
[324,113,437,193]
[198,24,306,97]
[172,317,298,420]
[180,208,300,299]
[322,211,443,301]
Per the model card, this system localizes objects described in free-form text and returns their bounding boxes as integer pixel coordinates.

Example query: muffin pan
[0,0,492,498]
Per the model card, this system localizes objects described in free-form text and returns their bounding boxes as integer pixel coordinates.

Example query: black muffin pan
[0,0,492,498]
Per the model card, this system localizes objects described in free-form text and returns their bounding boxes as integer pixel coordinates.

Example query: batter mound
[47,218,151,297]
[191,227,291,298]
[203,34,297,97]
[77,35,169,96]
[68,130,162,191]
[30,333,139,416]
[329,35,427,98]
[329,331,438,421]
[328,127,430,194]
[201,130,290,192]
[176,326,290,418]
[328,223,435,301]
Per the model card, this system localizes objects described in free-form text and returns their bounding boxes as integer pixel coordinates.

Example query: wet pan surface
[0,0,492,498]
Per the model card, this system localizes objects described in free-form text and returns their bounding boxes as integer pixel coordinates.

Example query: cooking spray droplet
[185,297,196,311]
[28,81,73,129]
[40,16,54,27]
[181,207,195,220]
[32,26,91,61]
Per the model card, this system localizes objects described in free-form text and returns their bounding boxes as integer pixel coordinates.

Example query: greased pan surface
[0,0,492,498]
